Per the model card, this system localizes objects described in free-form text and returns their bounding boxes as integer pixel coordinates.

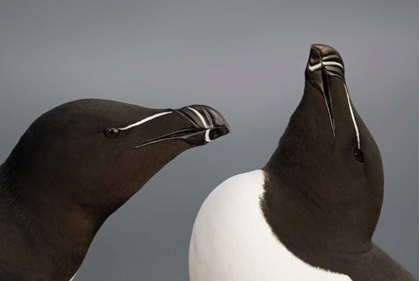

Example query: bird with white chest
[189,44,417,281]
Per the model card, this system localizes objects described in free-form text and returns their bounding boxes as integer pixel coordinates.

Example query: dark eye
[103,128,120,139]
[353,147,364,163]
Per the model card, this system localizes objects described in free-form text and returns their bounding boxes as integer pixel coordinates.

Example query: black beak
[305,44,346,136]
[136,105,231,148]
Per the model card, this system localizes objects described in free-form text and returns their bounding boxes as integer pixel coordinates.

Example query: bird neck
[261,162,378,255]
[0,163,103,281]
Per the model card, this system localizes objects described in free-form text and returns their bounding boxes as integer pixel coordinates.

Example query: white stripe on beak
[188,107,209,129]
[322,61,344,69]
[188,107,212,143]
[307,62,322,72]
[205,129,211,143]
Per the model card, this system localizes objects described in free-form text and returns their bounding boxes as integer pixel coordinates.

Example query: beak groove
[305,44,346,136]
[136,105,230,148]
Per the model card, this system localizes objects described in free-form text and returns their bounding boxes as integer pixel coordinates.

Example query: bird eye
[103,128,120,139]
[353,147,364,163]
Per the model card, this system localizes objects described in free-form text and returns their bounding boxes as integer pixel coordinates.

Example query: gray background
[0,0,418,280]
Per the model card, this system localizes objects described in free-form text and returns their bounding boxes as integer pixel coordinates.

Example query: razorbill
[189,44,416,281]
[0,99,230,281]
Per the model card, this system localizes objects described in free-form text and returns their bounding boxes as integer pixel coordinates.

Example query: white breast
[189,170,352,281]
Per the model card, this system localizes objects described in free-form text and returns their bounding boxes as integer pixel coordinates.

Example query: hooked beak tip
[305,44,345,82]
[176,105,231,141]
[304,44,347,137]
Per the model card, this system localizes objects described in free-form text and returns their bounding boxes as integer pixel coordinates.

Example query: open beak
[136,105,231,148]
[304,44,346,137]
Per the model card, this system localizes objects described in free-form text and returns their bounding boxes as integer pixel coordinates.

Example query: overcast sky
[0,0,418,280]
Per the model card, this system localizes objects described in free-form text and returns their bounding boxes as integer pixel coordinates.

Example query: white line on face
[118,111,173,131]
[343,83,361,149]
